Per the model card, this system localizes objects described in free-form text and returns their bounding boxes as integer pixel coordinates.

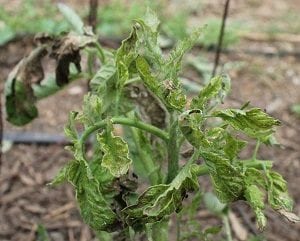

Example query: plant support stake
[211,0,230,77]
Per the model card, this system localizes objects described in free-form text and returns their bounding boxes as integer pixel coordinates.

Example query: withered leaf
[49,32,97,86]
[5,46,47,125]
[5,31,97,125]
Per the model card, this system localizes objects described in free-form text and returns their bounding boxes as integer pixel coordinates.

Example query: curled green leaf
[98,125,132,177]
[214,108,280,141]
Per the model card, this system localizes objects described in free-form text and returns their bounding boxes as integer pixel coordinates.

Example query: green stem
[252,140,261,160]
[176,214,181,241]
[222,214,233,241]
[80,117,169,159]
[129,127,161,185]
[95,42,106,64]
[87,52,95,78]
[166,115,180,183]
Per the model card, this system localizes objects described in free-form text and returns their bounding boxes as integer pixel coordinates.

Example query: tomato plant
[5,5,299,241]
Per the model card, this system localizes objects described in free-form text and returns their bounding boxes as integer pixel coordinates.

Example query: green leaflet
[244,185,266,229]
[49,160,76,186]
[122,163,198,230]
[98,126,132,178]
[90,63,117,110]
[77,176,119,232]
[79,93,103,126]
[134,9,162,65]
[57,3,84,34]
[36,224,50,241]
[191,75,224,111]
[223,134,247,161]
[165,27,203,81]
[201,151,244,203]
[116,26,138,86]
[64,111,79,142]
[179,112,246,161]
[136,56,186,110]
[90,62,116,92]
[133,11,206,111]
[179,113,209,149]
[51,148,119,232]
[214,108,280,141]
[51,156,119,231]
[266,171,293,211]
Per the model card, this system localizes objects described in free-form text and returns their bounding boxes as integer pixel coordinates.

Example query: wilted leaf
[5,47,47,125]
[277,209,300,223]
[123,163,198,230]
[49,32,97,86]
[5,32,97,126]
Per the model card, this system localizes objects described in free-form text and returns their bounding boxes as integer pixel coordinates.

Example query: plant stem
[129,127,160,185]
[166,114,180,183]
[252,140,261,160]
[222,214,233,241]
[176,214,181,241]
[87,52,95,78]
[80,117,169,159]
[95,42,106,64]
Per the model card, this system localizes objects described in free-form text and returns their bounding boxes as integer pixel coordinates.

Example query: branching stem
[80,117,169,159]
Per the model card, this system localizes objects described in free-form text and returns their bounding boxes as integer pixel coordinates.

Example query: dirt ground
[1,1,300,241]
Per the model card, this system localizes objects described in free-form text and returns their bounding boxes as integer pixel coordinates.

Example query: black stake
[211,0,230,77]
[88,0,99,32]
